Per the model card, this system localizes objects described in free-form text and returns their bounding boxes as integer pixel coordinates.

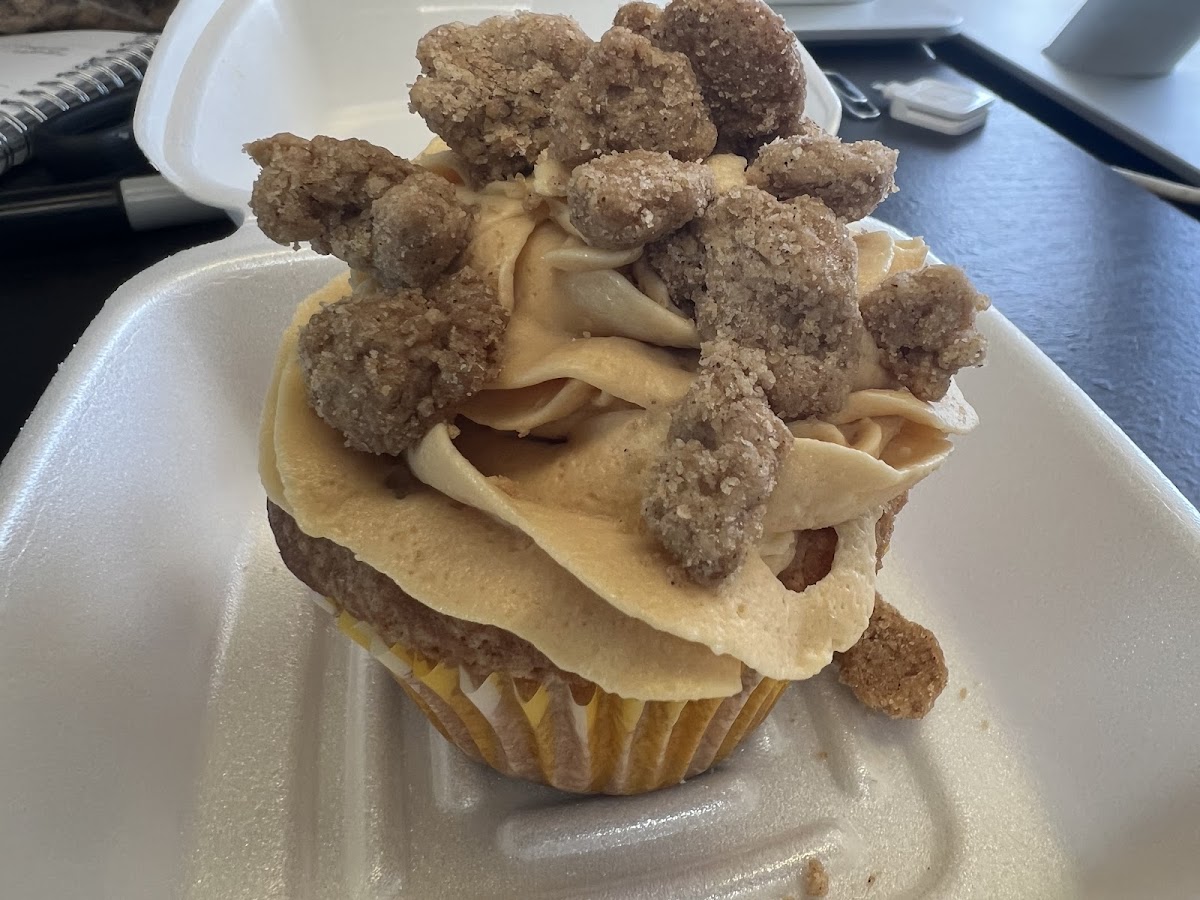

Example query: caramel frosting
[260,148,977,701]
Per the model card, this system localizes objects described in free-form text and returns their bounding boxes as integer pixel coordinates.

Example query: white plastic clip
[873,77,996,135]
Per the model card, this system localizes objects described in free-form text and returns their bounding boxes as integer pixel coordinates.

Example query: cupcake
[249,0,988,795]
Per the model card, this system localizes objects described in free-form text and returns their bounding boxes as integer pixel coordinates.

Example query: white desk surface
[949,0,1199,185]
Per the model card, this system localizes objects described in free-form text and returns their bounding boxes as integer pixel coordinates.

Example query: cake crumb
[802,858,829,898]
[815,750,828,761]
[959,687,968,700]
[867,872,877,886]
[981,718,990,731]
[778,527,837,592]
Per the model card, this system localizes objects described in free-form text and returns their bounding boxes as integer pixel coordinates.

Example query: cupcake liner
[327,600,787,794]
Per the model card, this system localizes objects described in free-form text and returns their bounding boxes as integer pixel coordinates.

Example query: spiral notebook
[0,30,157,177]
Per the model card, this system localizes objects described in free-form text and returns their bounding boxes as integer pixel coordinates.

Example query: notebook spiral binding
[0,34,158,177]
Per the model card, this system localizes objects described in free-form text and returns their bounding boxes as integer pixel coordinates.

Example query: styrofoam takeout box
[1,1,1198,898]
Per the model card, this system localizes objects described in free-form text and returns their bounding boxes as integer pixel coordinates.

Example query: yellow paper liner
[327,600,788,794]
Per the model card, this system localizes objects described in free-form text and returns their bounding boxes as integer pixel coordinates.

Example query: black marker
[0,173,225,242]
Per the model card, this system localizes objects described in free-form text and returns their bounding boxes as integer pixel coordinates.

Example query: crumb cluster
[644,224,706,314]
[837,595,948,719]
[696,187,862,419]
[642,342,792,584]
[248,134,506,455]
[567,151,714,251]
[656,0,806,149]
[611,1,662,38]
[298,268,507,456]
[371,172,471,288]
[861,265,990,401]
[247,133,469,290]
[549,27,717,168]
[247,134,412,267]
[409,13,591,182]
[747,130,899,222]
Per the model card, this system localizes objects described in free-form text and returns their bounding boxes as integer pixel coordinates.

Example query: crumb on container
[836,595,948,719]
[802,857,830,897]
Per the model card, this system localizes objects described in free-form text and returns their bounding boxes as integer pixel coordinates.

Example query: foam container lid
[2,2,1198,899]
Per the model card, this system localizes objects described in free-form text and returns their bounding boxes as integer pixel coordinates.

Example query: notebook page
[0,31,140,98]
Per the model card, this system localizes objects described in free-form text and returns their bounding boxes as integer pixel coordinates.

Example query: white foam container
[2,2,1199,898]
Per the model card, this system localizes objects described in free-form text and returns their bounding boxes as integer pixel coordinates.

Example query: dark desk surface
[817,44,1200,508]
[2,43,1199,509]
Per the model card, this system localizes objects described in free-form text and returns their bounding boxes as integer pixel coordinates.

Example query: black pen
[0,173,226,243]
